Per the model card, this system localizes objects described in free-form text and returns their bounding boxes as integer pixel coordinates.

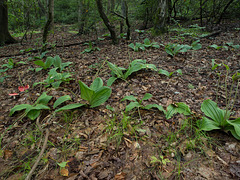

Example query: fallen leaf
[114,172,126,180]
[60,168,69,177]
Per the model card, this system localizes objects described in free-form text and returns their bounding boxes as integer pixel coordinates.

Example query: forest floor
[0,22,240,180]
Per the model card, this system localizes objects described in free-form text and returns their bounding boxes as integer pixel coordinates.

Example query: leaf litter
[0,22,240,179]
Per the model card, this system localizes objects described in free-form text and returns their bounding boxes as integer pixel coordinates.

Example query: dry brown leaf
[114,172,126,180]
[60,168,69,177]
[4,150,13,160]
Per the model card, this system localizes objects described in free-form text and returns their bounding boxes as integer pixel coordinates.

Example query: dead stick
[25,117,49,180]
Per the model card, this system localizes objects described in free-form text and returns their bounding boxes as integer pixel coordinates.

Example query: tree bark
[96,0,118,44]
[0,0,17,45]
[153,0,168,35]
[42,0,54,45]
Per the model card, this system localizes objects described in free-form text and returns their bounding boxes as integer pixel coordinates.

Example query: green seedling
[135,29,145,34]
[158,69,182,78]
[10,93,84,120]
[33,55,72,72]
[121,93,165,112]
[119,33,127,39]
[107,59,157,86]
[165,102,192,119]
[1,58,26,71]
[165,40,201,57]
[81,41,100,54]
[208,44,228,50]
[33,68,72,88]
[128,42,145,52]
[150,155,170,166]
[79,77,112,108]
[143,38,160,48]
[197,99,240,140]
[226,42,240,49]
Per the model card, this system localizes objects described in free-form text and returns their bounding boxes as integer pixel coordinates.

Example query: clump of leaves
[33,68,72,88]
[1,58,26,71]
[165,102,192,119]
[128,38,160,52]
[33,55,72,72]
[79,77,112,108]
[81,41,100,54]
[107,59,157,86]
[197,99,240,140]
[10,93,84,120]
[165,40,201,57]
[121,93,165,112]
[208,44,228,50]
[158,69,182,78]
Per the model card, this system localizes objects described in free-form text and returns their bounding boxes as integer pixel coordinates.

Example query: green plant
[143,38,160,48]
[121,93,165,112]
[128,42,145,52]
[118,33,127,39]
[135,29,144,34]
[33,55,72,72]
[10,93,84,120]
[226,42,240,49]
[197,99,240,140]
[78,77,112,108]
[208,44,228,50]
[33,68,72,88]
[158,69,182,78]
[165,40,201,57]
[81,41,100,54]
[107,59,157,86]
[128,38,160,52]
[165,102,192,119]
[1,58,26,71]
[150,155,170,166]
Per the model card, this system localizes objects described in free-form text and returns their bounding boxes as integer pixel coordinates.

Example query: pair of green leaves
[81,41,100,54]
[9,93,84,120]
[107,59,157,86]
[158,69,182,78]
[121,93,165,112]
[197,99,240,140]
[34,55,72,72]
[79,77,112,108]
[121,93,191,120]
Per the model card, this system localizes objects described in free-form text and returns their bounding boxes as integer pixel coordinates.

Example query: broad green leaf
[107,77,117,86]
[166,103,191,119]
[34,60,45,68]
[53,55,62,69]
[128,43,135,50]
[227,118,240,137]
[10,104,32,116]
[90,87,112,108]
[165,48,174,56]
[35,68,43,72]
[198,117,221,131]
[27,109,41,120]
[45,57,54,68]
[36,92,52,105]
[106,105,115,111]
[107,61,124,78]
[201,99,227,125]
[55,103,85,112]
[209,44,219,49]
[152,44,160,48]
[90,77,103,91]
[124,63,143,79]
[144,38,151,46]
[141,93,152,101]
[125,102,141,112]
[159,69,170,77]
[144,104,166,113]
[51,81,62,88]
[79,80,94,102]
[31,104,50,111]
[121,95,137,102]
[53,95,72,109]
[176,69,182,75]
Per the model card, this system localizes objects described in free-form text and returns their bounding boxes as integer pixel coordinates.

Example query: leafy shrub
[128,38,160,52]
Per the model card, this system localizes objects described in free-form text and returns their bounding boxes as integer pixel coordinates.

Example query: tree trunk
[96,0,118,44]
[42,0,54,44]
[153,0,168,35]
[0,0,17,45]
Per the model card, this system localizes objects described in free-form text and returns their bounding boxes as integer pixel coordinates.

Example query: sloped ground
[0,23,240,180]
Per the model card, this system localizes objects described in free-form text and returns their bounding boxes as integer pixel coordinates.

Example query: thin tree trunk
[153,0,168,35]
[42,0,54,45]
[216,0,234,24]
[96,0,118,44]
[0,0,17,45]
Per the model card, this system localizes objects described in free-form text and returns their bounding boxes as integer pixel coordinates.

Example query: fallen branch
[25,117,49,180]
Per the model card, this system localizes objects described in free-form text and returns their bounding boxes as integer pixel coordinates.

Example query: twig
[25,117,49,180]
